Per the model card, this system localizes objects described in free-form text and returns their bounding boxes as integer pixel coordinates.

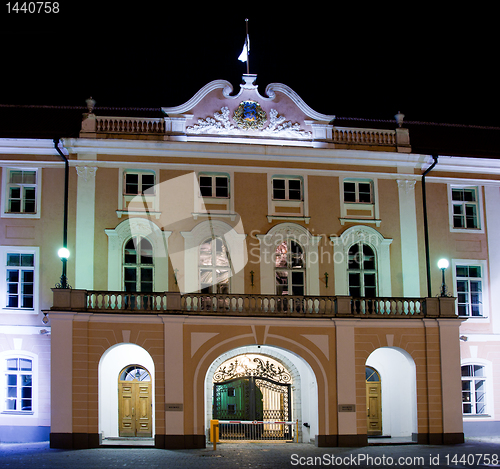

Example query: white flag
[238,35,250,62]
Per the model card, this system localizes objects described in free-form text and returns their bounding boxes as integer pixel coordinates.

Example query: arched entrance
[118,365,152,437]
[98,343,155,442]
[366,347,417,439]
[205,345,319,443]
[213,354,293,440]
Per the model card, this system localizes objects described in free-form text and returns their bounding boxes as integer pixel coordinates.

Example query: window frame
[448,185,484,233]
[1,351,37,416]
[117,168,160,218]
[340,177,380,226]
[461,364,488,416]
[452,259,489,320]
[198,237,231,294]
[198,174,230,199]
[274,239,306,296]
[1,167,41,219]
[343,179,373,204]
[347,242,378,297]
[271,177,303,202]
[122,236,154,293]
[0,247,39,314]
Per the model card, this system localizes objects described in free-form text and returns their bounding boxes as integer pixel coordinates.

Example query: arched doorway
[366,347,417,439]
[205,345,319,443]
[213,354,293,440]
[118,365,152,437]
[98,343,155,442]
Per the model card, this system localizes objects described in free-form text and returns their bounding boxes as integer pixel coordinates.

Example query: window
[272,178,302,201]
[124,171,155,195]
[199,175,229,198]
[456,265,483,317]
[199,237,230,293]
[461,365,486,415]
[347,243,377,297]
[344,180,373,203]
[5,253,34,309]
[2,168,40,218]
[4,357,33,412]
[123,237,154,292]
[275,240,305,296]
[451,187,480,230]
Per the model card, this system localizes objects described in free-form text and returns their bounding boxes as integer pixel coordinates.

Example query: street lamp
[438,258,449,297]
[56,247,70,289]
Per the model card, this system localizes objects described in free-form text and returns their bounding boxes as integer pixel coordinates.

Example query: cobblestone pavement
[1,439,499,468]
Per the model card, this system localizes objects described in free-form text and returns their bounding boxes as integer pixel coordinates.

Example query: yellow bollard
[210,419,219,449]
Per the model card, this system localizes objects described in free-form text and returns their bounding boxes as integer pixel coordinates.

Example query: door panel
[119,383,136,437]
[366,381,382,435]
[119,381,152,437]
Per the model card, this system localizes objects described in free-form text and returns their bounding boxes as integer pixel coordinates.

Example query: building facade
[0,75,498,447]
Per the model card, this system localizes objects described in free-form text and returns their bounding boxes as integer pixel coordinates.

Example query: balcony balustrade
[50,289,457,319]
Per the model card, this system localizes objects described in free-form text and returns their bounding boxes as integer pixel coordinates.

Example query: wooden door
[119,380,152,437]
[366,366,382,435]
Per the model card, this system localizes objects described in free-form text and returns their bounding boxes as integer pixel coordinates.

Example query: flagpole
[245,18,249,75]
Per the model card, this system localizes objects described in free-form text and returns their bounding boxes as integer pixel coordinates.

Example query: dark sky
[1,6,498,127]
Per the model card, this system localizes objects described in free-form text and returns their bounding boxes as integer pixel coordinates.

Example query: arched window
[348,243,377,297]
[119,365,151,382]
[461,364,486,415]
[199,237,230,294]
[275,240,305,296]
[5,357,33,412]
[123,237,153,292]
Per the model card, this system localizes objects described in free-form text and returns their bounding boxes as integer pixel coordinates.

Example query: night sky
[1,6,498,127]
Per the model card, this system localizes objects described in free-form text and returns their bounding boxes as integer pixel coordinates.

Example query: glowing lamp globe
[437,258,449,270]
[58,247,70,260]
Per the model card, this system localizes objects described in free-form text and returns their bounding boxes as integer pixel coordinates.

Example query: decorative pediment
[162,74,334,142]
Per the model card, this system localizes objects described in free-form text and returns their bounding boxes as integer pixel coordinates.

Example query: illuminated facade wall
[0,76,498,445]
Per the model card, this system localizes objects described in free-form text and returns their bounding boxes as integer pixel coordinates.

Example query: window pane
[462,365,473,377]
[272,179,286,199]
[275,271,288,295]
[125,174,139,194]
[23,171,36,184]
[215,177,228,198]
[21,254,34,267]
[473,365,484,377]
[20,359,32,371]
[456,266,468,278]
[199,176,213,197]
[288,179,301,200]
[7,359,18,370]
[139,238,153,264]
[275,242,288,268]
[344,182,356,202]
[469,266,481,278]
[200,240,213,266]
[358,183,372,202]
[9,171,23,184]
[7,254,21,266]
[362,245,375,270]
[141,174,155,193]
[290,241,304,268]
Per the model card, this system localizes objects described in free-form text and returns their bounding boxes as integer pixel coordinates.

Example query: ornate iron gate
[213,357,292,440]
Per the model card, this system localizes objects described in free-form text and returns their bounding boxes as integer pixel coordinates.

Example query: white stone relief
[186,107,311,138]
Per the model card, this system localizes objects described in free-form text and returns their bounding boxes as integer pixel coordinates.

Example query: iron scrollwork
[213,356,291,384]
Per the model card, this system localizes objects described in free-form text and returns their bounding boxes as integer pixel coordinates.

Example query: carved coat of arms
[233,100,267,130]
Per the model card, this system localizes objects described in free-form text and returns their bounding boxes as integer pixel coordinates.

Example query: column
[75,166,97,289]
[397,179,420,296]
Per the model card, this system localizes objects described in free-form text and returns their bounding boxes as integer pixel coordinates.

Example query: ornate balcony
[50,289,457,319]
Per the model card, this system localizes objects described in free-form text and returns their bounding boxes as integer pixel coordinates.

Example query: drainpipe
[422,155,438,298]
[53,138,70,288]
